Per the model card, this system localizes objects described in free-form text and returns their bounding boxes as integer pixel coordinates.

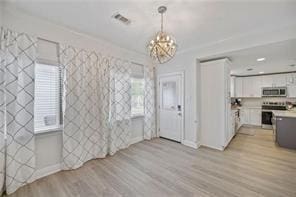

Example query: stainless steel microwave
[262,87,287,97]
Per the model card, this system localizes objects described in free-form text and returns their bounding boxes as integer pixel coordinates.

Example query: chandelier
[148,6,177,64]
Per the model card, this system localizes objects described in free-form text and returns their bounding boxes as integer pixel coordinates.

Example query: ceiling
[3,0,296,55]
[201,39,296,76]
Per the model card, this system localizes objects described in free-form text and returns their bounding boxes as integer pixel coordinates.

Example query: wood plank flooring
[7,127,296,197]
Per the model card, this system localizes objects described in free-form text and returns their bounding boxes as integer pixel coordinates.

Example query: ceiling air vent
[112,13,131,25]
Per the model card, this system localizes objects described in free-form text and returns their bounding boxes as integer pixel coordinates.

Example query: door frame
[157,71,185,143]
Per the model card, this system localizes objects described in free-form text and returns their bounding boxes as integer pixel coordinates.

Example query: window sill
[131,114,144,119]
[35,126,63,135]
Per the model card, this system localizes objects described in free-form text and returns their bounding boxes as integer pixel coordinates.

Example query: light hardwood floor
[8,127,296,197]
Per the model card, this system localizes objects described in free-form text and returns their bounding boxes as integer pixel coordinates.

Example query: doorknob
[177,112,182,116]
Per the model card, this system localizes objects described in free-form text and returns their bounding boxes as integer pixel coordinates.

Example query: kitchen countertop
[231,108,239,111]
[231,105,296,117]
[272,110,296,118]
[240,106,262,109]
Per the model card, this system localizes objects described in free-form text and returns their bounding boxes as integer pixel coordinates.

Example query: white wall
[2,6,148,173]
[0,3,3,26]
[157,51,200,148]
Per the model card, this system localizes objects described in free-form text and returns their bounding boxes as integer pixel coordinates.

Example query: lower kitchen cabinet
[250,109,261,126]
[230,110,236,138]
[240,108,261,126]
[240,108,249,125]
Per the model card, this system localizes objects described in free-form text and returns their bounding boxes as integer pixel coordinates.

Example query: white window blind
[34,63,61,132]
[131,77,144,116]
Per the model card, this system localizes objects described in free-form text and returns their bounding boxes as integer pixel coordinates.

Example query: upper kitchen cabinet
[261,74,286,88]
[230,76,235,97]
[286,73,296,86]
[234,77,243,97]
[261,75,273,88]
[272,74,287,87]
[287,86,296,98]
[242,76,262,97]
[286,73,296,98]
[232,73,296,98]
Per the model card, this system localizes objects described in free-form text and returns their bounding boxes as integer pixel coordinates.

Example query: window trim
[34,60,62,134]
[131,114,144,119]
[34,126,63,135]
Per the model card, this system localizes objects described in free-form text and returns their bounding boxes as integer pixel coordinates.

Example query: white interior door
[159,73,183,142]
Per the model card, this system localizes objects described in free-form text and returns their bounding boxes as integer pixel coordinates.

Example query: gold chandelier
[148,6,177,64]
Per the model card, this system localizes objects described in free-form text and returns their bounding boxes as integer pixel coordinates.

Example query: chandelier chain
[161,13,163,32]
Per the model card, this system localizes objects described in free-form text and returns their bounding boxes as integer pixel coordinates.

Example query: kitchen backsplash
[241,98,296,107]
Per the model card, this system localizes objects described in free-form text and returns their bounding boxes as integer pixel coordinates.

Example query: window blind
[34,63,60,132]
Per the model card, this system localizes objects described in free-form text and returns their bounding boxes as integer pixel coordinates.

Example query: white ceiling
[201,39,296,76]
[3,0,296,55]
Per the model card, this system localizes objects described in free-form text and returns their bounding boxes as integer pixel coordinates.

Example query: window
[162,81,177,110]
[131,77,144,117]
[34,62,61,133]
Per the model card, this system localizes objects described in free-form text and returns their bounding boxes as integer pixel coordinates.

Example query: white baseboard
[224,134,235,149]
[34,163,61,181]
[200,143,224,151]
[182,140,200,149]
[129,136,144,145]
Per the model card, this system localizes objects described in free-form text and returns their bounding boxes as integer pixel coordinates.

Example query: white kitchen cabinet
[233,73,295,98]
[253,76,262,97]
[240,108,261,126]
[286,73,296,86]
[240,108,250,125]
[235,77,243,97]
[242,77,253,97]
[287,85,296,98]
[249,109,261,126]
[243,76,261,97]
[230,110,236,138]
[261,75,273,88]
[201,58,232,151]
[286,73,296,98]
[261,74,287,87]
[272,74,287,87]
[230,76,235,97]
